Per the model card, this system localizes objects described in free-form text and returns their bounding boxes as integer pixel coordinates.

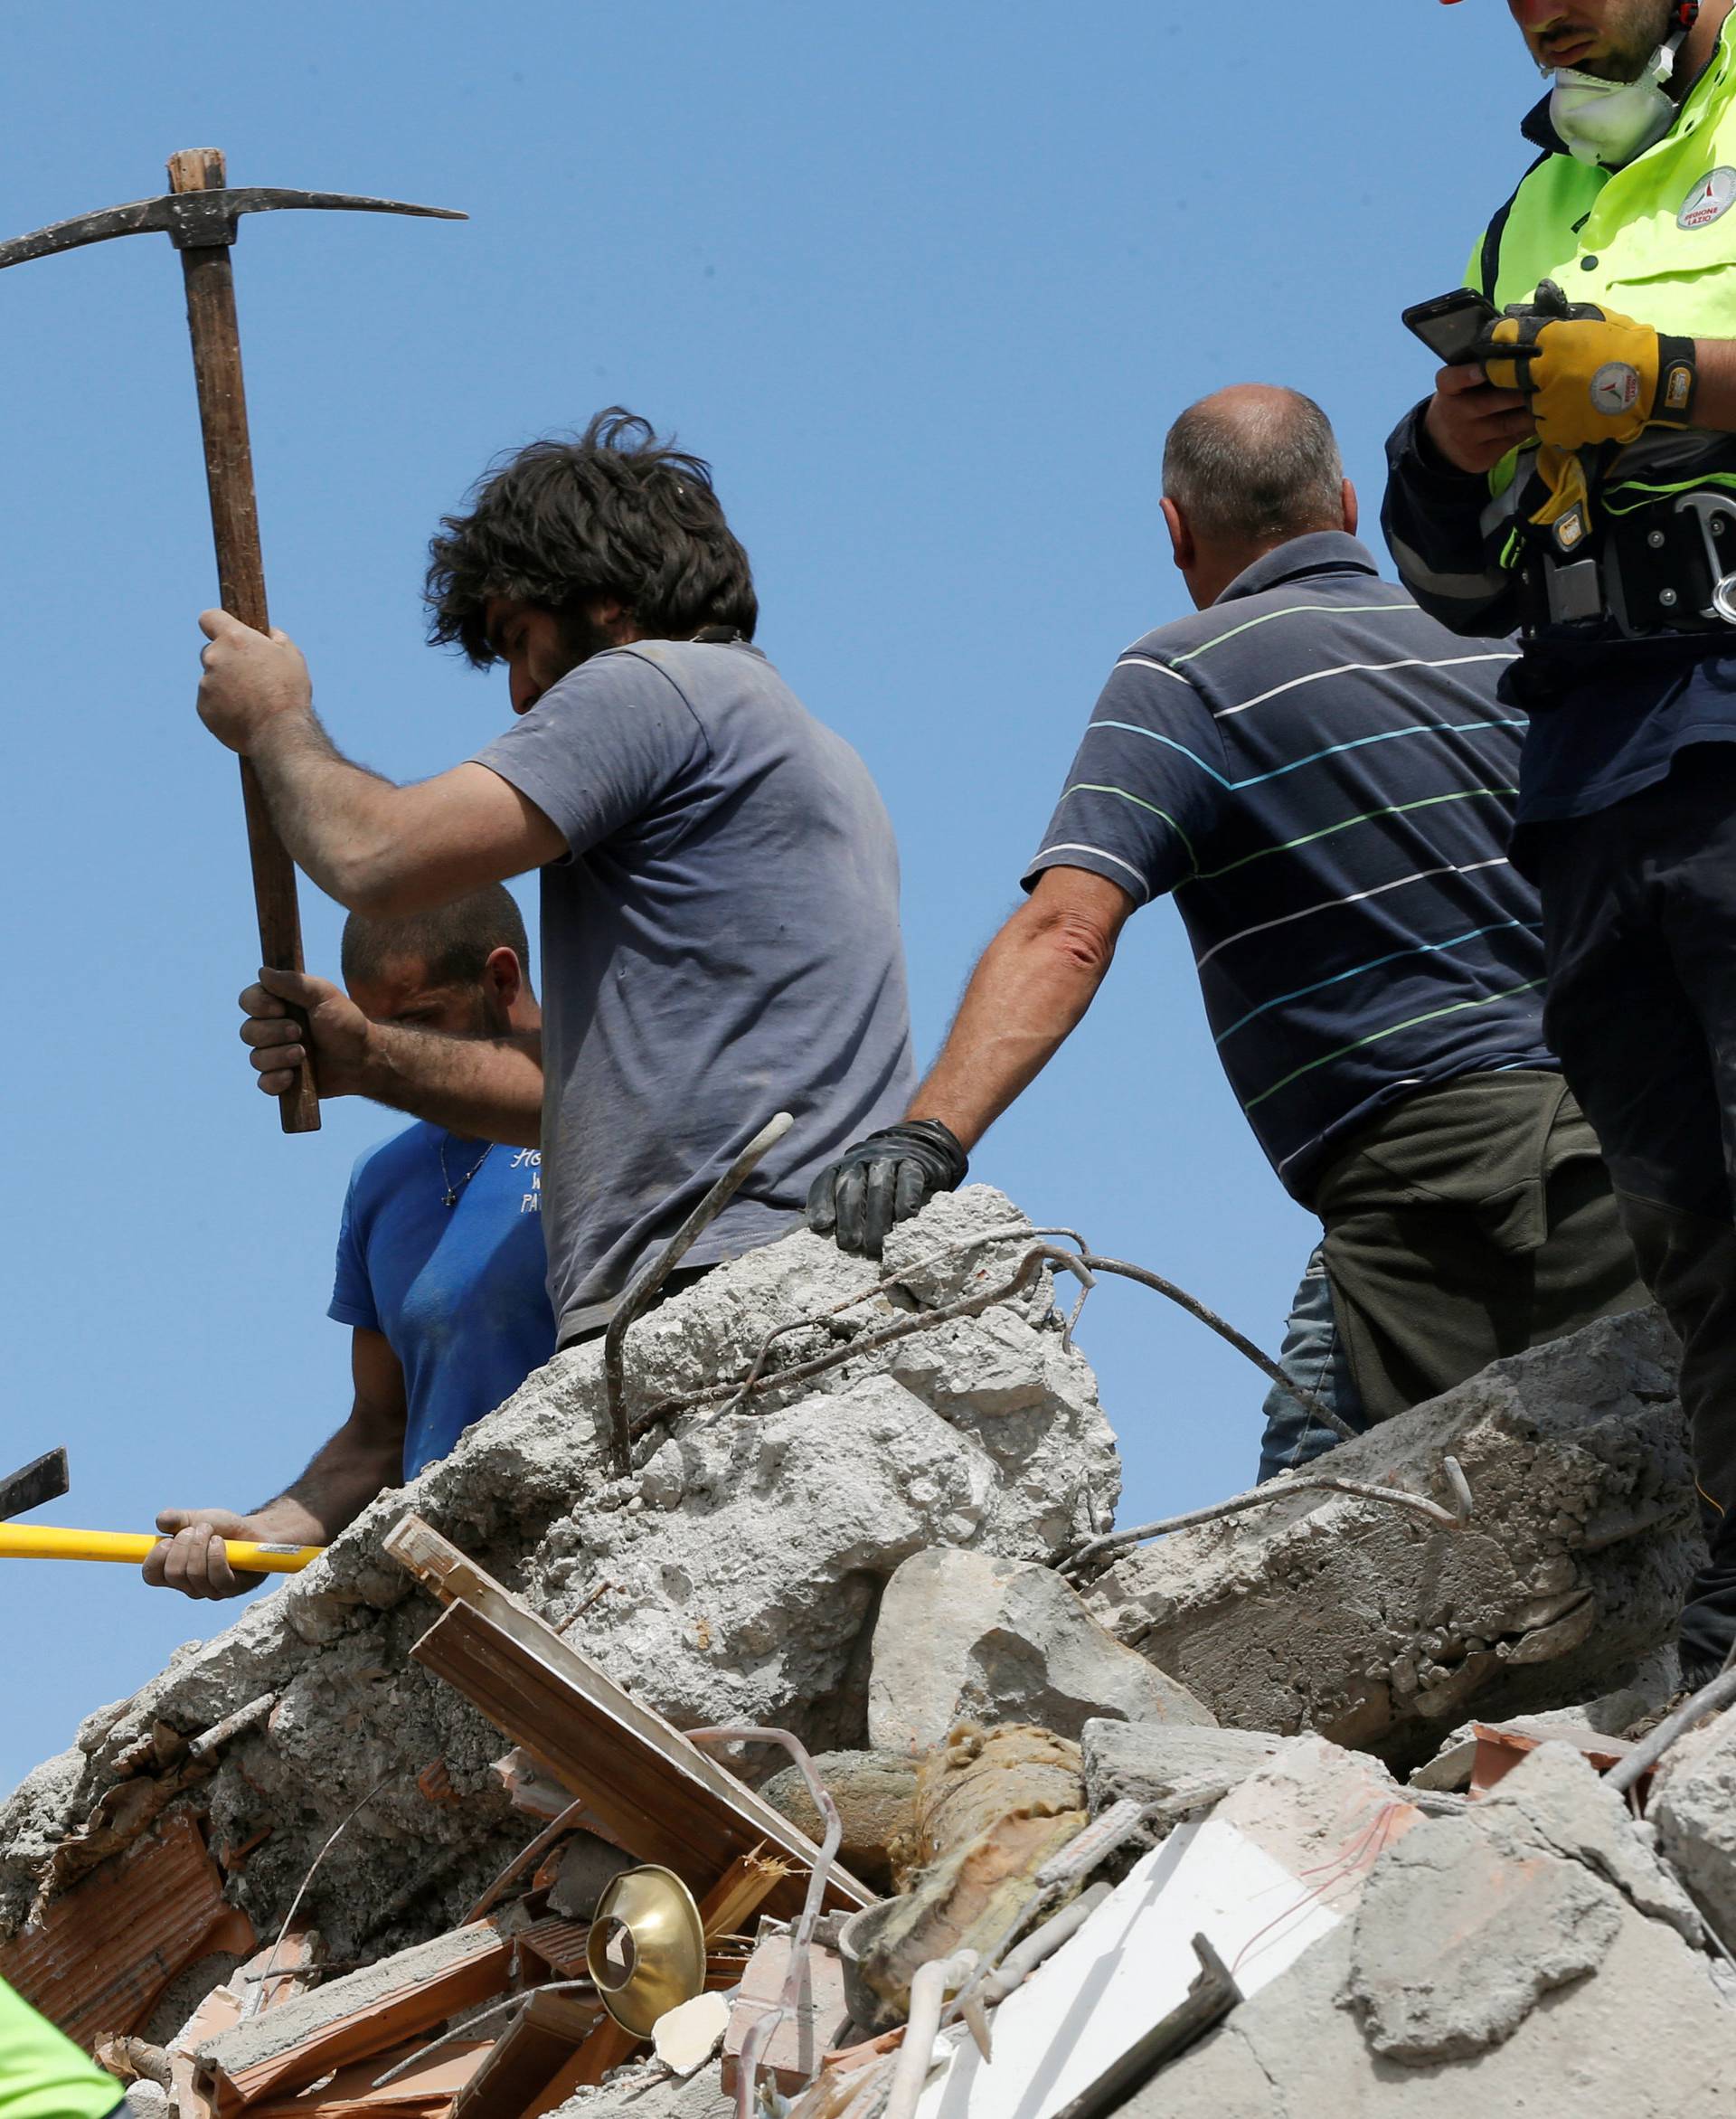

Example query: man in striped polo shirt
[809,385,1644,1472]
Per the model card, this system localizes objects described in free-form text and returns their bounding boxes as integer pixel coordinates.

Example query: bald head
[1160,385,1353,608]
[1164,386,1344,544]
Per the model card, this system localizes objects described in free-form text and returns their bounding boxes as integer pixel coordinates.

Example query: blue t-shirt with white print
[329,1121,555,1478]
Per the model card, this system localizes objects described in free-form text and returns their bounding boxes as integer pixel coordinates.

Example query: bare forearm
[362,1022,545,1147]
[250,1426,401,1545]
[909,901,1116,1150]
[249,711,410,910]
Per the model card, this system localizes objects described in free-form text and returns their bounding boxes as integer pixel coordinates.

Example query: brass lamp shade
[585,1865,707,2035]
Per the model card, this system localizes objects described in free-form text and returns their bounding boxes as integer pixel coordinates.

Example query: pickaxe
[0,150,465,1132]
[0,1448,69,1523]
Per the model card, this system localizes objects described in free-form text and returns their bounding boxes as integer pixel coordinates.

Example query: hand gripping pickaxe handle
[168,148,319,1130]
[0,150,464,1135]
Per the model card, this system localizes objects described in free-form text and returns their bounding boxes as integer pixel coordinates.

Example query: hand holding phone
[1403,289,1503,365]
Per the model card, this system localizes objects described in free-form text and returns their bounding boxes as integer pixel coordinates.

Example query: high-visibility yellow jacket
[1471,9,1736,336]
[1386,14,1736,638]
[0,1979,124,2119]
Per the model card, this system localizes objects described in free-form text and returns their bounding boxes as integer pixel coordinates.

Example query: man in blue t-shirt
[145,886,554,1599]
[811,387,1643,1472]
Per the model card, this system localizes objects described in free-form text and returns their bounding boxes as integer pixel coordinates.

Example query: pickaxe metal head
[0,1448,70,1523]
[0,149,465,1136]
[0,184,465,271]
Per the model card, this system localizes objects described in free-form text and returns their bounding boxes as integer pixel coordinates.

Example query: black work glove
[806,1120,969,1258]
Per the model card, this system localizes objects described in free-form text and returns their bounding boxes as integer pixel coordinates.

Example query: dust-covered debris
[1087,1307,1698,1768]
[5,1196,1733,2118]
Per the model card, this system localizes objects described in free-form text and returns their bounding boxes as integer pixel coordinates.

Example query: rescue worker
[810,385,1645,1476]
[145,890,555,1601]
[1383,0,1736,1690]
[208,410,915,1351]
[0,1976,127,2119]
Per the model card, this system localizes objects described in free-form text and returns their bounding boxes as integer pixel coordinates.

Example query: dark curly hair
[425,408,758,664]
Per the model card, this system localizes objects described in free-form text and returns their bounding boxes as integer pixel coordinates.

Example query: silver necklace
[439,1135,494,1208]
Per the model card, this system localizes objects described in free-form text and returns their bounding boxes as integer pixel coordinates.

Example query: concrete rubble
[759,1750,918,1891]
[1080,1717,1282,1840]
[1086,1306,1702,1767]
[1,1187,1732,2115]
[1131,1742,1731,2115]
[868,1547,1213,1754]
[1,1188,1116,1958]
[1650,1702,1736,1943]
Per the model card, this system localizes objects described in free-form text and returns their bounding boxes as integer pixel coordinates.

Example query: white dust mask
[1551,30,1685,166]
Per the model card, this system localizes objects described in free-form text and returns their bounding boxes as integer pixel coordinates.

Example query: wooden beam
[448,1991,601,2119]
[520,2017,641,2114]
[389,1514,873,1917]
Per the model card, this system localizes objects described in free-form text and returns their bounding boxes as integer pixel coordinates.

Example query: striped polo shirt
[1025,532,1552,1205]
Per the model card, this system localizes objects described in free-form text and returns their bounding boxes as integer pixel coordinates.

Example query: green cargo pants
[1315,1071,1649,1428]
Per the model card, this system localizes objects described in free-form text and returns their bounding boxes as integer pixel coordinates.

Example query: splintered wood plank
[389,1515,873,1915]
[699,1847,790,1940]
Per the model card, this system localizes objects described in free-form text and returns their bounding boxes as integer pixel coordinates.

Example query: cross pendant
[442,1190,458,1208]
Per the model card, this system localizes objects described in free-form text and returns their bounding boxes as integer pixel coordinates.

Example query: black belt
[1519,487,1736,641]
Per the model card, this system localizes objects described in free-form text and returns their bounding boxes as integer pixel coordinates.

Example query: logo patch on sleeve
[1665,364,1694,414]
[1680,167,1736,229]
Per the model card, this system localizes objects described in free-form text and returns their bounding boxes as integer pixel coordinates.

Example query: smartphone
[1402,289,1502,365]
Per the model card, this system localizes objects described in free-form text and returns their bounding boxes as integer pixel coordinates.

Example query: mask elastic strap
[1658,3,1700,82]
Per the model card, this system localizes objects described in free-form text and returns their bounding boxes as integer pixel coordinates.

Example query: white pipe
[883,1951,977,2119]
[980,1881,1111,2004]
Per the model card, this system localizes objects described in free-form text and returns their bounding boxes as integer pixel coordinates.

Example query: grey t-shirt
[475,639,916,1341]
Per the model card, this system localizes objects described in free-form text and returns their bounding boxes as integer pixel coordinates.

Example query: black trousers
[1533,744,1736,1678]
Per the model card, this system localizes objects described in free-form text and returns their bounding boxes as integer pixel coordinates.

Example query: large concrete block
[867,1547,1213,1755]
[1651,1705,1736,1944]
[1088,1309,1699,1768]
[1124,1915,1731,2117]
[0,1191,1118,1958]
[1124,1741,1732,2115]
[1080,1719,1282,1839]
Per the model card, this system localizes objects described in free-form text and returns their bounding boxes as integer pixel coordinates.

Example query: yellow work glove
[1524,444,1594,554]
[1477,279,1697,451]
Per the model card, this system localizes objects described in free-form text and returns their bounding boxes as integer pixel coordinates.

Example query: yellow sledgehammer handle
[0,1525,323,1572]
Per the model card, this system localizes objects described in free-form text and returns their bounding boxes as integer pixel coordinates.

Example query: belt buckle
[1672,492,1736,624]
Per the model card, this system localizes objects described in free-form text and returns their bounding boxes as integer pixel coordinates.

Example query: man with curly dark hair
[199,410,915,1346]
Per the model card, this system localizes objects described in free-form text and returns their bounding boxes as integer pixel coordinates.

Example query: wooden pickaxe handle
[168,148,320,1134]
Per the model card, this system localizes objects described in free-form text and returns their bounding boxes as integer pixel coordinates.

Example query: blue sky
[0,0,1534,1790]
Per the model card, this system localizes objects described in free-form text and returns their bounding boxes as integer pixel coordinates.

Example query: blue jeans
[1256,1244,1365,1481]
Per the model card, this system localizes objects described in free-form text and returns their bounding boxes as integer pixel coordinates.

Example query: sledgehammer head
[0,154,463,271]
